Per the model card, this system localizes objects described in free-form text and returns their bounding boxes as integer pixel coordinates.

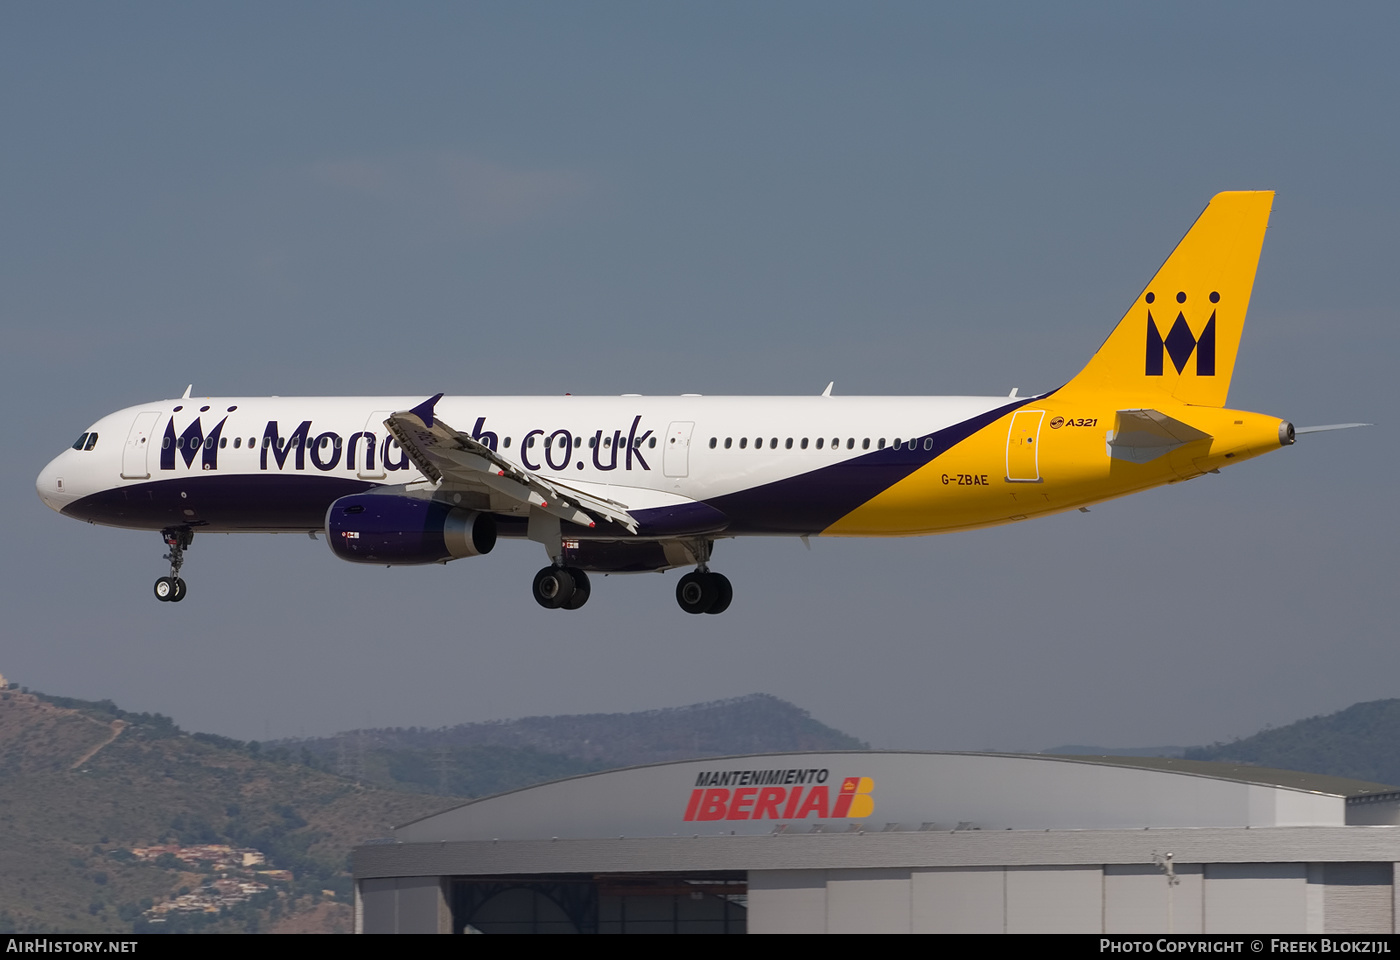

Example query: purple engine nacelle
[326,493,497,565]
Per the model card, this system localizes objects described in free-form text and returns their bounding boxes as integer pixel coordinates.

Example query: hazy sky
[3,3,1396,752]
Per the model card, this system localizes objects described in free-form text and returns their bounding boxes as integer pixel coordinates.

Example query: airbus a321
[36,191,1360,614]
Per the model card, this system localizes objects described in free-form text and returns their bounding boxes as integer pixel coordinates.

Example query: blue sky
[3,3,1396,750]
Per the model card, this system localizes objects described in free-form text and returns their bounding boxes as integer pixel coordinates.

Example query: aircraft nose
[36,455,70,512]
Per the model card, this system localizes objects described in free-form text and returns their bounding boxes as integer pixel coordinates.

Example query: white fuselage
[38,393,1024,537]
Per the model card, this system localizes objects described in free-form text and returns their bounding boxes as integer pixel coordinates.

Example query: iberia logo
[682,769,875,822]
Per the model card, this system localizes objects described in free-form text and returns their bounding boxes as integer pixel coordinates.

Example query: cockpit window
[72,433,89,450]
[84,433,98,451]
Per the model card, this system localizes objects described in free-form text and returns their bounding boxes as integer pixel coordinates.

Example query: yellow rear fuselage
[827,393,1288,536]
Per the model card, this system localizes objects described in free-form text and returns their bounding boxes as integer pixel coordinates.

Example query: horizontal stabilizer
[1107,409,1213,464]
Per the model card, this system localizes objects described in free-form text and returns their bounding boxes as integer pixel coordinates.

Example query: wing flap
[383,396,638,533]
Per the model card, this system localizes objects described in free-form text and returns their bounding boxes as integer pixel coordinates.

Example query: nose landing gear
[154,527,192,603]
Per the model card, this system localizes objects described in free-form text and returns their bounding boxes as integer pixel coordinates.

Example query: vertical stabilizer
[1069,191,1273,407]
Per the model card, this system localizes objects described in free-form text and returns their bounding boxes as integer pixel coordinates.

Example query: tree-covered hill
[277,693,868,796]
[0,686,447,934]
[1184,698,1400,786]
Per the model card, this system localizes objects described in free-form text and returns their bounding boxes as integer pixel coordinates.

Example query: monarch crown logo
[1145,290,1217,377]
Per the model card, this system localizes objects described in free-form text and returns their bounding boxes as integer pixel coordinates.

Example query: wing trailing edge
[383,401,639,534]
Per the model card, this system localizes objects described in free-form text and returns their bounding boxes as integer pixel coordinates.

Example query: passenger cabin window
[816,437,824,449]
[878,438,885,449]
[648,437,657,448]
[739,437,748,449]
[724,438,732,449]
[709,437,716,448]
[785,438,793,449]
[770,438,778,449]
[234,437,242,448]
[846,438,854,449]
[801,438,809,449]
[862,438,870,450]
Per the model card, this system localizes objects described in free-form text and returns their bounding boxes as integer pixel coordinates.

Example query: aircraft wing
[1106,408,1213,464]
[383,394,638,533]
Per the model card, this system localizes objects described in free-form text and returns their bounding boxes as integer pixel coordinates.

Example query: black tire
[562,568,591,610]
[154,577,175,602]
[170,578,187,603]
[704,573,733,615]
[676,571,714,614]
[533,566,575,610]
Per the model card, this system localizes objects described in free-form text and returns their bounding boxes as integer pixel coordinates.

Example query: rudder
[1068,191,1274,407]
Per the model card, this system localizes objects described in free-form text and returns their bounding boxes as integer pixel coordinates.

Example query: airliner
[36,191,1361,614]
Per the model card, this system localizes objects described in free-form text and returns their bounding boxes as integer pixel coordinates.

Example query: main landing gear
[676,569,732,615]
[527,531,732,614]
[532,565,592,610]
[154,526,192,603]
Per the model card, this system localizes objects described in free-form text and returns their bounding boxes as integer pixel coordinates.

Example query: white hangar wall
[749,863,1397,934]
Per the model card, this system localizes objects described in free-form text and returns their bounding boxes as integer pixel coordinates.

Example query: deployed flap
[1107,408,1213,464]
[384,396,638,534]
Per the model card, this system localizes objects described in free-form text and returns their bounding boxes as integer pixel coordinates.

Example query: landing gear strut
[532,565,591,610]
[154,526,192,603]
[676,569,733,615]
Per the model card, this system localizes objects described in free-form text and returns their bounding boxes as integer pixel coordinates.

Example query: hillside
[279,693,869,795]
[1183,698,1400,786]
[1,686,867,933]
[0,687,447,934]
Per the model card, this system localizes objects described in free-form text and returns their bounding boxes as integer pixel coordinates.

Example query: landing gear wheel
[170,578,187,603]
[154,577,176,602]
[532,566,576,610]
[705,573,733,615]
[676,571,716,614]
[677,571,733,615]
[562,568,591,610]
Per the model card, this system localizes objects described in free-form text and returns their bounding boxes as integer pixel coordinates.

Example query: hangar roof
[392,751,1393,845]
[1044,754,1400,800]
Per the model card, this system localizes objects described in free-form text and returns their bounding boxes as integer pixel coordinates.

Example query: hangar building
[353,751,1400,934]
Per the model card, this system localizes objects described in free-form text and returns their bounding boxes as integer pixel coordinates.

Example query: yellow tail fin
[1069,191,1273,407]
